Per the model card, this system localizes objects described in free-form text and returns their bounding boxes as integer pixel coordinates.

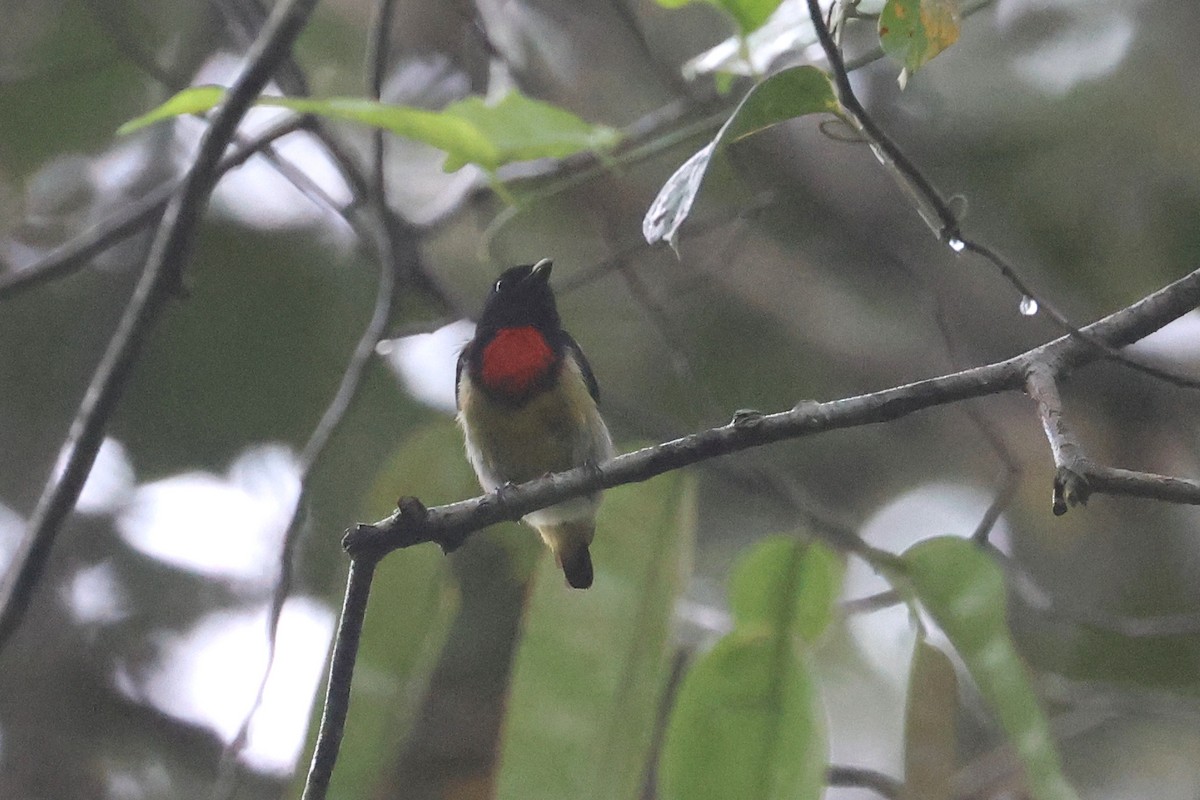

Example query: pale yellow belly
[457,359,612,490]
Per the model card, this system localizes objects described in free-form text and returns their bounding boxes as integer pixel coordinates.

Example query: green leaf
[878,0,961,85]
[902,640,957,800]
[903,537,1080,800]
[119,88,620,172]
[116,86,226,135]
[729,536,842,643]
[495,468,696,800]
[654,0,782,35]
[660,630,826,800]
[659,536,834,800]
[643,66,842,249]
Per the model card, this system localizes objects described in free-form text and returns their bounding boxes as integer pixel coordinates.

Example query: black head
[477,259,561,333]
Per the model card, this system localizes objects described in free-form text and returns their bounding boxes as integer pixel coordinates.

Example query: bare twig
[295,4,404,798]
[842,589,903,616]
[301,554,379,800]
[0,116,311,300]
[827,764,903,799]
[1025,363,1200,513]
[0,0,322,653]
[971,469,1020,544]
[804,0,1200,391]
[298,223,1200,800]
[984,543,1200,637]
[214,1,408,795]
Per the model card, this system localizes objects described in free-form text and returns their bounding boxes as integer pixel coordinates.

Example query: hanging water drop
[1019,296,1039,316]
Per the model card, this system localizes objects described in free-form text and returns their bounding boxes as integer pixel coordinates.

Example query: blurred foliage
[878,0,962,84]
[120,88,622,172]
[902,640,957,800]
[660,538,838,800]
[497,458,694,800]
[654,0,784,36]
[2,1,1200,799]
[905,536,1078,800]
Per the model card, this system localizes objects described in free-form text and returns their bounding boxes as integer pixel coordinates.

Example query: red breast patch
[480,326,556,398]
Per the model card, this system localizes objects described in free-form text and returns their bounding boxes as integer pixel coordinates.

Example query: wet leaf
[643,66,842,249]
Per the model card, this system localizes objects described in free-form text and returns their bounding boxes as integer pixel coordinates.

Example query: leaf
[495,468,696,800]
[654,0,783,35]
[729,536,842,643]
[903,537,1080,800]
[643,66,842,249]
[878,0,961,86]
[660,633,825,800]
[659,537,834,800]
[119,88,620,172]
[116,86,225,134]
[902,640,957,800]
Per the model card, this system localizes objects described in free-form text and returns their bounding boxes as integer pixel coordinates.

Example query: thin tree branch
[804,0,1200,390]
[0,116,311,300]
[971,469,1020,544]
[827,764,903,799]
[842,589,903,616]
[293,4,403,797]
[1025,363,1200,513]
[0,0,322,654]
[300,223,1200,800]
[301,554,379,800]
[345,265,1200,562]
[211,114,405,800]
[216,1,408,794]
[985,542,1200,638]
[960,241,1200,389]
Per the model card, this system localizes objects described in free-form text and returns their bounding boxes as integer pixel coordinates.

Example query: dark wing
[455,344,470,409]
[562,333,600,402]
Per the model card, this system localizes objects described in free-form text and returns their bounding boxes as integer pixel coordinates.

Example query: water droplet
[948,237,966,253]
[1019,296,1039,316]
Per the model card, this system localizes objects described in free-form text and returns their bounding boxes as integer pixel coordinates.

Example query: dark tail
[560,546,593,589]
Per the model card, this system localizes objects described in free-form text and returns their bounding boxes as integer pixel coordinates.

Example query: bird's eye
[494,278,506,292]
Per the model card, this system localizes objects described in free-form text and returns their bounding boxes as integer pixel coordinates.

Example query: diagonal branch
[305,264,1200,798]
[0,116,312,300]
[346,265,1200,562]
[804,0,1200,390]
[0,0,322,654]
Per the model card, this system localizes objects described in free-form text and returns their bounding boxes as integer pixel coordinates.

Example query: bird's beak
[530,258,553,282]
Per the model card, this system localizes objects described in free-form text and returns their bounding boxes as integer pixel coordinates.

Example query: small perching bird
[455,259,614,588]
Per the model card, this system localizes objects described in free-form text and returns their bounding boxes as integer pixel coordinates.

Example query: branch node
[792,399,821,416]
[342,522,384,557]
[493,481,524,519]
[731,408,765,429]
[582,458,605,486]
[1053,466,1091,515]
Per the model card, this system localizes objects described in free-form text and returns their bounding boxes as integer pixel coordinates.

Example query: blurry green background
[2,0,1200,798]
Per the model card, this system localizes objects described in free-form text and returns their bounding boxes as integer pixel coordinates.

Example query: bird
[455,259,614,589]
